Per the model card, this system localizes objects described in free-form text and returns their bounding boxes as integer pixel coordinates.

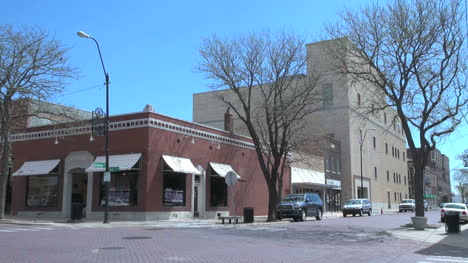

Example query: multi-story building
[193,39,409,211]
[407,148,451,207]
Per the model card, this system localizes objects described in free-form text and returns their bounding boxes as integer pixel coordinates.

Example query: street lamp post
[77,31,111,224]
[359,128,376,199]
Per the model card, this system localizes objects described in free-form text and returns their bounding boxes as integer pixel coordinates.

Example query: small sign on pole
[109,167,120,172]
[103,172,111,183]
[93,162,106,168]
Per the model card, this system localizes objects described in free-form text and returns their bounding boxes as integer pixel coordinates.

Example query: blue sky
[3,0,467,189]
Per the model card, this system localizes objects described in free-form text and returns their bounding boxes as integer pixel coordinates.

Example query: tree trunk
[413,161,425,217]
[0,141,11,219]
[267,180,278,222]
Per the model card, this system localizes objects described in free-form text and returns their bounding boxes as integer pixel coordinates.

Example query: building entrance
[71,171,87,220]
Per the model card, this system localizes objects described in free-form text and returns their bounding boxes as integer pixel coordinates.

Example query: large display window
[100,171,138,207]
[26,175,58,207]
[162,171,186,206]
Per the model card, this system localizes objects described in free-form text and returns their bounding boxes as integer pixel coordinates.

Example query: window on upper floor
[384,112,387,124]
[325,156,331,172]
[403,152,406,161]
[331,156,337,173]
[404,176,407,185]
[357,93,361,106]
[336,157,341,174]
[387,171,390,182]
[322,83,333,106]
[373,137,376,149]
[385,143,388,154]
[374,167,378,180]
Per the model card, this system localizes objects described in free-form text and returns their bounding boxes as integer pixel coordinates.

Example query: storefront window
[100,171,138,207]
[163,171,186,206]
[26,175,58,207]
[210,176,227,207]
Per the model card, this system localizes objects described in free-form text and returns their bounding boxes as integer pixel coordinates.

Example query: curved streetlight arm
[89,37,108,78]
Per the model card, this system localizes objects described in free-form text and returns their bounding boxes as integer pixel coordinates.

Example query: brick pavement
[1,210,467,263]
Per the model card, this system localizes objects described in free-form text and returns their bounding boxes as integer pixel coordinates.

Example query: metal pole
[360,135,363,199]
[90,37,110,224]
[103,72,110,224]
[78,32,110,224]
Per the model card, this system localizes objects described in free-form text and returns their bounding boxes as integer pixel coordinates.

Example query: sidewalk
[387,223,468,249]
[0,212,342,227]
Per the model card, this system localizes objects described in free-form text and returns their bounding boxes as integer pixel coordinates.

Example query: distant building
[407,148,451,207]
[193,39,409,211]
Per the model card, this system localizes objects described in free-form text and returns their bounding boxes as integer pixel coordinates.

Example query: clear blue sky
[3,0,467,189]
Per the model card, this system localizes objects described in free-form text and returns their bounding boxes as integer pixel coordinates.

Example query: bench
[218,216,242,224]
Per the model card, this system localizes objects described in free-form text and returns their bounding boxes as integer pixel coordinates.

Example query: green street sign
[109,167,120,172]
[93,162,106,168]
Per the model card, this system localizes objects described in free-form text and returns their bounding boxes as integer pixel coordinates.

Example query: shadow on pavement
[415,227,468,258]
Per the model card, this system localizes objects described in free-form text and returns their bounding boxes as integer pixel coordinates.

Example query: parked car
[342,199,372,217]
[399,199,428,212]
[440,203,468,223]
[277,193,323,222]
[399,199,415,212]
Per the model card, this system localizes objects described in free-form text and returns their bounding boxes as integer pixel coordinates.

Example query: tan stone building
[193,39,409,211]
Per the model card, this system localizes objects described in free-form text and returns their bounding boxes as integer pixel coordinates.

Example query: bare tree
[0,25,76,219]
[454,169,468,203]
[324,0,468,217]
[197,32,322,221]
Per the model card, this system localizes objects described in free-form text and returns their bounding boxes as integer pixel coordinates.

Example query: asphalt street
[0,210,467,263]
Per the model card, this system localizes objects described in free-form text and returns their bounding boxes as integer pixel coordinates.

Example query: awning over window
[85,153,142,172]
[162,155,201,175]
[291,167,325,185]
[209,162,240,178]
[13,159,60,176]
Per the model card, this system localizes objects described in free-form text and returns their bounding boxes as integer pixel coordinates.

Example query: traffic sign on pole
[103,172,111,182]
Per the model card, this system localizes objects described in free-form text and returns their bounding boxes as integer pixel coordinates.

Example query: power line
[55,84,103,98]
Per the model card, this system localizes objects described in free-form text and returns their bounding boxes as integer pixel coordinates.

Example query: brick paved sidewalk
[387,223,468,249]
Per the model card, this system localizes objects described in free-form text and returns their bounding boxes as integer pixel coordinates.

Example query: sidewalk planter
[411,216,427,230]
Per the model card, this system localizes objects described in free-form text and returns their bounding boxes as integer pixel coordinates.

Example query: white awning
[13,159,60,176]
[209,162,240,178]
[85,153,142,172]
[162,155,201,175]
[291,167,325,185]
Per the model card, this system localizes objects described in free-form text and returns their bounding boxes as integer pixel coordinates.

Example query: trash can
[71,202,83,220]
[445,214,460,233]
[243,207,254,223]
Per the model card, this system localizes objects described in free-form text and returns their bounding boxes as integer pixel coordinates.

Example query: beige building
[193,39,409,211]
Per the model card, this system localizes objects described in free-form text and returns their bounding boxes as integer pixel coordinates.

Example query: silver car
[440,203,468,223]
[342,199,372,217]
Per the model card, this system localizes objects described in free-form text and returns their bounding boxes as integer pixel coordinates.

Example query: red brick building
[9,108,291,221]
